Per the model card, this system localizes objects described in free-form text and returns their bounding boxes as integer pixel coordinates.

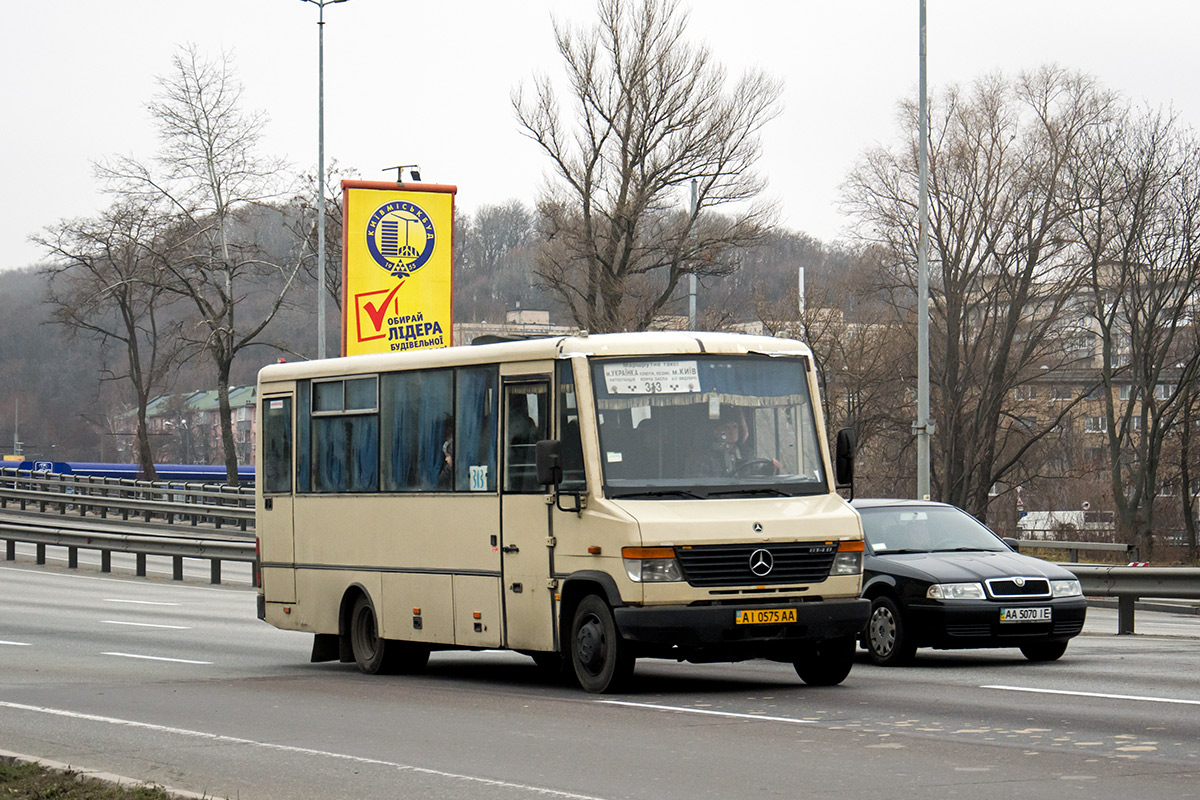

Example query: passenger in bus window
[438,416,454,489]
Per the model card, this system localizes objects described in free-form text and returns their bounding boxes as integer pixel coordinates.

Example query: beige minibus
[256,331,868,692]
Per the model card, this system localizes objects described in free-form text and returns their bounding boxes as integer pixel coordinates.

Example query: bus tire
[349,595,430,675]
[570,595,634,693]
[793,636,855,686]
[350,595,388,674]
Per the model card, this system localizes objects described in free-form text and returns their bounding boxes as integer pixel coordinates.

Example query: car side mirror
[835,428,856,494]
[1002,537,1020,552]
[535,439,562,486]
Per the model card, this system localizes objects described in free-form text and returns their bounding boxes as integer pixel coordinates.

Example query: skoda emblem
[753,522,763,533]
[1014,577,1026,587]
[749,548,774,577]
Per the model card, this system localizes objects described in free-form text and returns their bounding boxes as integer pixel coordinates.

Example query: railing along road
[0,467,255,585]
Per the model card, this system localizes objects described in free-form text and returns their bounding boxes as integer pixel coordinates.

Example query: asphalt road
[1,559,1198,800]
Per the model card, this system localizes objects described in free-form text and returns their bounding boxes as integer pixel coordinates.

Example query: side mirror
[535,439,562,486]
[1002,537,1020,552]
[835,428,856,492]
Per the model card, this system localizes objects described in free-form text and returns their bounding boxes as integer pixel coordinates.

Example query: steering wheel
[735,458,778,477]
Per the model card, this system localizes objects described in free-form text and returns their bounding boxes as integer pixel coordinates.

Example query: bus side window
[262,396,292,494]
[381,370,452,492]
[456,366,498,492]
[504,383,549,493]
[557,361,586,492]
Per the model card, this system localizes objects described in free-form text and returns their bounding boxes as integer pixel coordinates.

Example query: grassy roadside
[0,761,178,799]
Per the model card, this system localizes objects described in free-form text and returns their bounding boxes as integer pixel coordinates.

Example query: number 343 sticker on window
[603,361,701,395]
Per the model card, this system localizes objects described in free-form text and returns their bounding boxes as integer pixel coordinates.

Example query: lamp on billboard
[341,178,456,357]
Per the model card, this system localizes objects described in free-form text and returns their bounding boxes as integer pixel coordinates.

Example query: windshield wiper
[875,548,927,555]
[932,546,995,552]
[706,487,793,498]
[611,489,707,500]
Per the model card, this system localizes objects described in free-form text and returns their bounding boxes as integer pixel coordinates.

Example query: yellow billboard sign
[341,180,456,356]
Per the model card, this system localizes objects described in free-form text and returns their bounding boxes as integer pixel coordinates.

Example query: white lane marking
[104,599,179,606]
[102,621,191,630]
[0,701,611,800]
[102,652,212,665]
[597,699,815,724]
[0,640,32,647]
[984,685,1200,707]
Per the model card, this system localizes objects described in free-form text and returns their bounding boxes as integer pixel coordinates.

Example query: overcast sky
[2,1,1197,271]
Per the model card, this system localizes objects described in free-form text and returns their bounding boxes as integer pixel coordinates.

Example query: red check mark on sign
[361,281,405,334]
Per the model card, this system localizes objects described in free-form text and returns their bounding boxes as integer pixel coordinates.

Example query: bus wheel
[570,595,634,693]
[350,595,388,674]
[793,636,855,686]
[349,595,429,675]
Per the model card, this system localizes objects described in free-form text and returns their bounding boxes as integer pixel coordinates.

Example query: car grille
[674,542,837,587]
[985,577,1051,599]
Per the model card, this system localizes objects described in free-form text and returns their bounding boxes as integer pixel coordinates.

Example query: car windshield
[591,355,827,498]
[858,505,1007,553]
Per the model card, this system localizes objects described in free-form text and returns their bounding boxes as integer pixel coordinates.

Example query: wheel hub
[576,618,604,671]
[870,607,896,656]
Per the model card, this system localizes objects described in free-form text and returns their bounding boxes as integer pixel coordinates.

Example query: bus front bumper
[613,597,869,656]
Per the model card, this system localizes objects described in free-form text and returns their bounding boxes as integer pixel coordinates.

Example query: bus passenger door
[499,375,556,652]
[259,394,296,605]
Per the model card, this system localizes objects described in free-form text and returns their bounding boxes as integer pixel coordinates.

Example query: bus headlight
[926,582,986,600]
[622,547,683,582]
[1051,579,1083,597]
[830,540,864,576]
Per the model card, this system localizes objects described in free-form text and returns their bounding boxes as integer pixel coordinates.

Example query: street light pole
[915,0,932,500]
[301,0,348,360]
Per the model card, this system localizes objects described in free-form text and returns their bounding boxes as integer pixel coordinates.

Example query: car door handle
[501,545,519,554]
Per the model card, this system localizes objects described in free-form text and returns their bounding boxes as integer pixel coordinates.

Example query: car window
[858,506,1007,553]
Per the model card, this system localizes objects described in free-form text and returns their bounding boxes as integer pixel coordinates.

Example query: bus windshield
[590,355,827,498]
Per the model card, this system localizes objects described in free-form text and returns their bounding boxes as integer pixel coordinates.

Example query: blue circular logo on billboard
[366,200,436,279]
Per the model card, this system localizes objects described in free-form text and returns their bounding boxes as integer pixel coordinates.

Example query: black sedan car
[853,499,1087,665]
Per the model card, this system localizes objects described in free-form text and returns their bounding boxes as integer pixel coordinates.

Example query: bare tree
[98,45,299,483]
[750,251,913,497]
[844,67,1116,519]
[292,160,353,316]
[1068,107,1200,558]
[514,0,781,332]
[36,199,185,479]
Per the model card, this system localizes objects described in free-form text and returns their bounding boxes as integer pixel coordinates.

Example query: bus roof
[257,331,812,384]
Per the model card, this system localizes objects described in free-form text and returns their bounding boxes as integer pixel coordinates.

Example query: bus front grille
[674,542,837,587]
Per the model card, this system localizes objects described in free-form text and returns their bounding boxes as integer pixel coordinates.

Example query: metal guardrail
[1066,564,1200,634]
[1010,538,1139,562]
[0,468,253,531]
[1,516,257,586]
[0,468,256,586]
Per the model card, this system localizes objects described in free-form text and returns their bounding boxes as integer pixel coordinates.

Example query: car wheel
[1020,640,1068,662]
[570,595,635,693]
[793,636,856,686]
[863,596,916,666]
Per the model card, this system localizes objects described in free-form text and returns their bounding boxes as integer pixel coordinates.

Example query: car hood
[866,549,1077,584]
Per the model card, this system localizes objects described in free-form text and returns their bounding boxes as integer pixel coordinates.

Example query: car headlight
[926,582,986,600]
[622,547,683,582]
[1051,579,1083,597]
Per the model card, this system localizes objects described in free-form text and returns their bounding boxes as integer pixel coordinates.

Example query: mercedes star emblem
[749,548,774,577]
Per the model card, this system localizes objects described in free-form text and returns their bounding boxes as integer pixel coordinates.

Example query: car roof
[851,498,956,510]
